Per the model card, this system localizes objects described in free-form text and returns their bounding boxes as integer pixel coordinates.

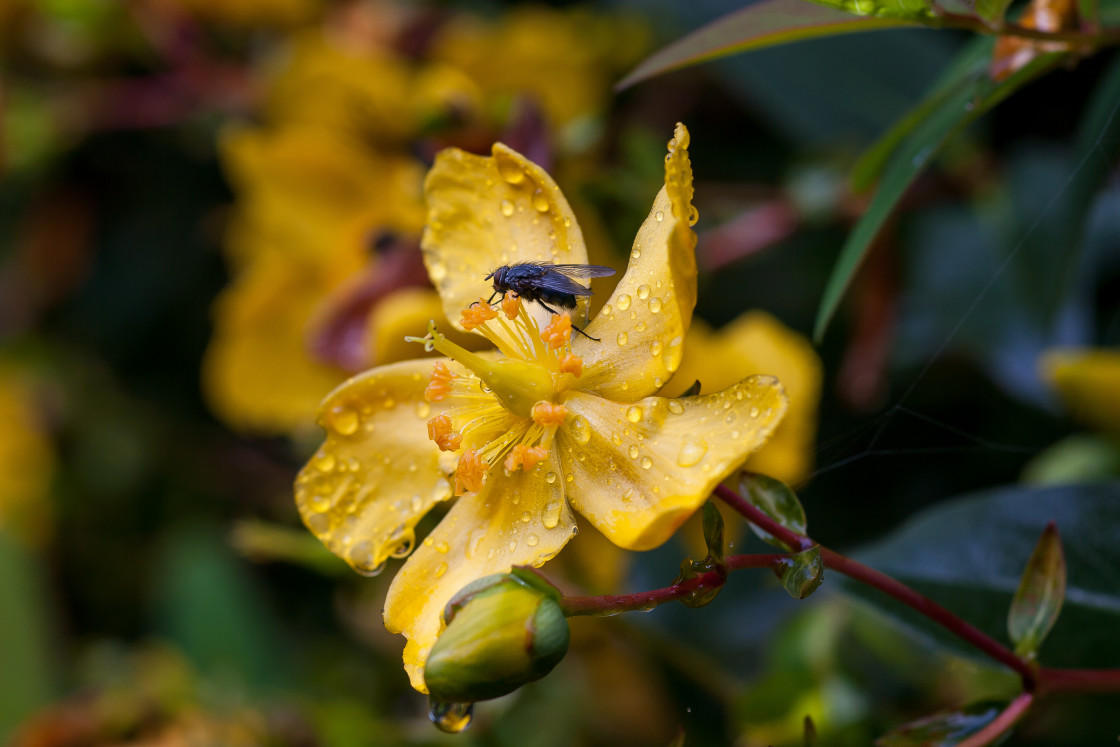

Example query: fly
[484,261,616,341]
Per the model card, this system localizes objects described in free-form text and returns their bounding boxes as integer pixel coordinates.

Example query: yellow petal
[576,123,697,401]
[1040,348,1120,437]
[295,359,455,576]
[558,376,786,551]
[421,143,590,332]
[383,453,576,692]
[664,312,822,486]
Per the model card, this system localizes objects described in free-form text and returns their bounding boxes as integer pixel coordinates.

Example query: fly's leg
[538,300,601,342]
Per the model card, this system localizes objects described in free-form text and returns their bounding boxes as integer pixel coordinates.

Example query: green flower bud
[425,569,570,703]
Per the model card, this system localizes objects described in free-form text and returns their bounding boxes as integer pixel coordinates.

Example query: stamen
[541,313,572,349]
[426,414,463,452]
[504,444,549,473]
[425,361,456,402]
[558,354,583,378]
[531,401,568,427]
[460,299,498,331]
[501,291,521,320]
[454,449,487,495]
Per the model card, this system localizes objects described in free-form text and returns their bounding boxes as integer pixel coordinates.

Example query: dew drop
[650,340,663,356]
[628,444,640,459]
[635,321,647,332]
[688,205,699,226]
[497,158,525,185]
[414,401,431,418]
[626,405,643,423]
[732,430,741,439]
[410,494,423,513]
[631,247,642,259]
[429,262,447,282]
[749,406,760,418]
[508,539,518,553]
[527,533,539,547]
[326,405,360,436]
[617,294,632,311]
[648,297,663,314]
[617,332,628,346]
[313,452,336,472]
[611,431,622,446]
[676,437,708,467]
[531,190,549,212]
[435,561,448,578]
[542,499,563,529]
[349,541,385,576]
[663,336,683,373]
[521,511,532,523]
[435,540,450,554]
[545,471,558,484]
[570,416,591,444]
[655,210,664,222]
[668,400,685,415]
[430,700,473,733]
[640,456,653,470]
[500,199,515,217]
[636,284,651,300]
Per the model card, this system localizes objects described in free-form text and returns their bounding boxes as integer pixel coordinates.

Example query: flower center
[408,297,583,494]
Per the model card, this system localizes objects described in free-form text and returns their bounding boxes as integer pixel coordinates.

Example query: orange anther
[454,449,487,495]
[541,313,572,349]
[531,401,568,427]
[504,443,549,473]
[501,291,521,320]
[426,414,463,452]
[460,299,498,331]
[558,353,583,377]
[425,361,455,402]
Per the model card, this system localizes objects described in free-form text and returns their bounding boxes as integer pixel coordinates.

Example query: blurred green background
[2,0,1119,744]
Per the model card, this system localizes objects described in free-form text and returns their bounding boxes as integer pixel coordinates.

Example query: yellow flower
[295,124,789,691]
[663,312,822,486]
[1040,348,1120,437]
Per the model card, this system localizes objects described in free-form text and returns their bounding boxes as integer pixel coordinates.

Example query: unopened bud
[425,569,569,702]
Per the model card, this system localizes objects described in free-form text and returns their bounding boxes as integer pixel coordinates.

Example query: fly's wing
[535,268,597,297]
[549,264,616,279]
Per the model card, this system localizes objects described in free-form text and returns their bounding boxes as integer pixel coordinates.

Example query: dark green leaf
[806,0,936,19]
[815,45,1065,342]
[775,546,825,599]
[845,482,1120,667]
[875,701,1005,746]
[701,500,726,562]
[1008,522,1066,658]
[616,0,917,90]
[740,472,808,550]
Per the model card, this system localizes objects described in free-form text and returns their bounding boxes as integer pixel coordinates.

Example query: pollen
[454,449,487,495]
[501,291,521,320]
[558,353,583,377]
[460,299,499,331]
[425,361,456,402]
[426,414,463,452]
[504,443,549,473]
[541,313,572,349]
[531,401,568,427]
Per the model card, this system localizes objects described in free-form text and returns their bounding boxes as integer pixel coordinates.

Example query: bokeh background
[2,0,1118,744]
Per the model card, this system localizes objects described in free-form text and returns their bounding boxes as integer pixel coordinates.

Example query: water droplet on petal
[650,340,663,356]
[617,294,631,311]
[628,444,640,459]
[415,401,431,418]
[497,158,525,185]
[542,499,563,529]
[637,284,651,300]
[635,321,647,332]
[626,405,643,423]
[326,405,360,436]
[616,332,628,346]
[435,561,448,578]
[430,700,473,733]
[668,400,684,415]
[570,416,590,444]
[648,297,663,314]
[545,471,557,484]
[313,452,336,472]
[655,211,664,222]
[435,540,450,553]
[676,437,708,467]
[640,456,653,470]
[527,533,539,547]
[500,199,515,217]
[749,406,760,418]
[531,190,549,212]
[631,247,642,259]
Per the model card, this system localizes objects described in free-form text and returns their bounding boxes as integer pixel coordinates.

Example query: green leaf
[1008,522,1066,658]
[815,45,1066,342]
[616,0,918,90]
[806,0,936,19]
[844,482,1120,668]
[875,701,1005,746]
[774,545,825,599]
[974,0,1015,24]
[740,472,808,551]
[701,500,726,563]
[0,532,58,738]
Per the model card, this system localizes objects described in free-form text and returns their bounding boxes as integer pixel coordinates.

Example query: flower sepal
[424,568,570,703]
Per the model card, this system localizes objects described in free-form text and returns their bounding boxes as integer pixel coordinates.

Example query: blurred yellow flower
[0,366,54,547]
[295,124,789,691]
[663,311,822,486]
[1040,348,1120,437]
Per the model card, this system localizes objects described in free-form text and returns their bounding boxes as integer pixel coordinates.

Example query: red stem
[1037,667,1120,695]
[560,553,784,616]
[956,692,1034,747]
